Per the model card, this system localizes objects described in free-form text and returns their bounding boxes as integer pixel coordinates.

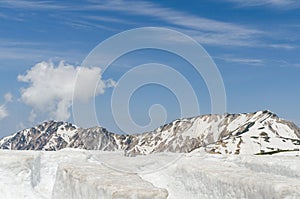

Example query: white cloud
[0,93,11,120]
[87,0,262,47]
[0,0,295,49]
[269,44,297,50]
[270,60,300,68]
[215,55,264,66]
[0,0,263,47]
[0,41,84,62]
[0,105,8,120]
[226,0,300,8]
[0,0,65,10]
[4,92,13,102]
[0,12,23,21]
[29,110,37,123]
[18,61,115,121]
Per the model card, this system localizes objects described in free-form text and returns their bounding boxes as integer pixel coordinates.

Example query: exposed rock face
[0,121,77,151]
[0,110,299,155]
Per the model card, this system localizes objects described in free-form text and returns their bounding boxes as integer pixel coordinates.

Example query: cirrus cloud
[226,0,300,8]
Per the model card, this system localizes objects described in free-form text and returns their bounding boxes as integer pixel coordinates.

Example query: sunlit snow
[0,149,299,199]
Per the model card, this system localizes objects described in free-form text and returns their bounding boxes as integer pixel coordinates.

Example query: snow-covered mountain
[0,110,299,156]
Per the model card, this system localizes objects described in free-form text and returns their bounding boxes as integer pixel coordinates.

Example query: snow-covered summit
[0,110,299,156]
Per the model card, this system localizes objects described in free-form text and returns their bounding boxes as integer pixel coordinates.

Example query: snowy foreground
[0,149,300,199]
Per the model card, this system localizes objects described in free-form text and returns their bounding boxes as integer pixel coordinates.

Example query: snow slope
[0,150,299,199]
[0,110,299,156]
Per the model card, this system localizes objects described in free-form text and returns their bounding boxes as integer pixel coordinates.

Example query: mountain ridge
[0,110,299,156]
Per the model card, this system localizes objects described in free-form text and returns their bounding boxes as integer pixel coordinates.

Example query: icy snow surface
[0,149,299,199]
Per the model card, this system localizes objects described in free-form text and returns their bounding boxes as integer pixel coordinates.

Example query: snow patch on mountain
[0,110,299,156]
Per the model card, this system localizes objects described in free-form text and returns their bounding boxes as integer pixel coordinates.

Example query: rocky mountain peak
[0,110,299,156]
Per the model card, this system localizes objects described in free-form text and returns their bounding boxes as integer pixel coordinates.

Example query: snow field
[0,150,299,199]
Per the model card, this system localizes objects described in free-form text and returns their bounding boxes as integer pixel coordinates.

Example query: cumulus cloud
[0,105,8,120]
[18,61,115,121]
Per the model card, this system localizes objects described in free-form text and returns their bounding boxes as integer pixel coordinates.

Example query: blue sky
[0,0,300,136]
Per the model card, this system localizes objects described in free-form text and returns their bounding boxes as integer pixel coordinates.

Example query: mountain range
[0,110,299,156]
